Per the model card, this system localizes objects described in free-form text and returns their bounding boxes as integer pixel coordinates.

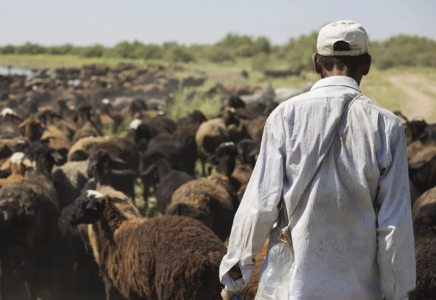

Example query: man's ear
[361,54,372,76]
[312,53,322,74]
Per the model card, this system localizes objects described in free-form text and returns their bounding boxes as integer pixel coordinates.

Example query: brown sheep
[409,203,436,300]
[52,160,89,209]
[241,236,270,300]
[167,142,238,241]
[18,117,45,141]
[70,192,226,300]
[407,140,425,161]
[0,144,62,300]
[195,118,229,176]
[409,147,436,193]
[413,186,436,220]
[246,116,267,145]
[41,125,72,164]
[0,152,32,187]
[231,139,259,201]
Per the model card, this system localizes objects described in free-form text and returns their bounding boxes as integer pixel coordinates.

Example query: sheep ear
[0,159,11,171]
[22,158,33,168]
[409,161,426,170]
[112,169,137,177]
[86,199,99,211]
[51,150,64,165]
[18,119,29,128]
[140,164,156,177]
[111,157,130,170]
[247,145,260,158]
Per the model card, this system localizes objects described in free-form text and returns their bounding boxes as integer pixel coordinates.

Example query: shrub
[0,45,16,54]
[252,53,271,71]
[253,37,271,55]
[207,47,235,63]
[79,44,105,58]
[164,46,196,63]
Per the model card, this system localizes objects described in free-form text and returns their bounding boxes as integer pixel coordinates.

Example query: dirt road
[390,74,436,121]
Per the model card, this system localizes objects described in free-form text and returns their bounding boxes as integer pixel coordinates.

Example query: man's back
[220,20,415,300]
[273,76,413,299]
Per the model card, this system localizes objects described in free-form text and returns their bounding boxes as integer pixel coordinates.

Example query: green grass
[360,68,408,112]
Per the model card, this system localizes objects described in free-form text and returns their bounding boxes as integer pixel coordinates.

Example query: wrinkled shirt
[220,76,416,300]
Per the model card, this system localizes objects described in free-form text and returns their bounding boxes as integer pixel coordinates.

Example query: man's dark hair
[317,41,371,72]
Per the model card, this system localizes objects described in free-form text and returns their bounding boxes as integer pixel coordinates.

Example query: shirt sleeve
[376,123,416,300]
[219,114,286,292]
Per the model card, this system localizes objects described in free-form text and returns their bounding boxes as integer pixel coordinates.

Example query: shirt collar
[311,76,361,92]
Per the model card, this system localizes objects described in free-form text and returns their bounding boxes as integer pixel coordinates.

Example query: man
[220,20,416,300]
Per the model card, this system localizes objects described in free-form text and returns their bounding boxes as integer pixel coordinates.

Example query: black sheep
[142,158,194,214]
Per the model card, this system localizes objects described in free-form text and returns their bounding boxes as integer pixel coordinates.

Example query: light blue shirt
[220,76,416,300]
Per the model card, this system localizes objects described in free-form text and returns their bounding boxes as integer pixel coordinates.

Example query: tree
[253,36,271,55]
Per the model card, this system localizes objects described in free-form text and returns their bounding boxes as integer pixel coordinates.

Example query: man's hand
[229,265,243,280]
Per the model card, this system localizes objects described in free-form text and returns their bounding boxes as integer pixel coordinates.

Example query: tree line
[1,33,435,70]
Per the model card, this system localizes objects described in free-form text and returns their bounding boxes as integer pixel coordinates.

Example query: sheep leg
[201,157,207,177]
[102,273,112,300]
[0,258,2,300]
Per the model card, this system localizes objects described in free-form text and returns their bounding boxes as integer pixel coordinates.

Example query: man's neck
[321,68,362,85]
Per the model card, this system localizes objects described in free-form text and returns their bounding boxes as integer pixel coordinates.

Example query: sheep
[56,192,108,300]
[68,135,139,170]
[84,149,138,203]
[195,117,229,176]
[0,144,62,300]
[72,106,102,143]
[230,139,259,200]
[52,160,89,209]
[167,142,238,241]
[173,123,201,176]
[408,140,425,161]
[41,125,72,165]
[69,191,226,300]
[142,158,194,214]
[413,186,436,220]
[246,116,267,145]
[98,99,125,134]
[409,202,436,300]
[409,148,436,193]
[18,117,45,142]
[0,152,32,187]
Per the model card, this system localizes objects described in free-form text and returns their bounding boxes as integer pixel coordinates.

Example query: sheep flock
[0,64,434,300]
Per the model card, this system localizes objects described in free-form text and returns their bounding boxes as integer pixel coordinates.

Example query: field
[1,54,436,122]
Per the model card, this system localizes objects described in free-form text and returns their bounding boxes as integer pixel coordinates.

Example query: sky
[1,0,435,46]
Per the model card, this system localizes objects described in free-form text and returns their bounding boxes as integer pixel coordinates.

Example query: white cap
[102,99,110,104]
[317,20,369,56]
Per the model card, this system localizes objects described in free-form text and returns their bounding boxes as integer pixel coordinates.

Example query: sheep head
[70,190,106,226]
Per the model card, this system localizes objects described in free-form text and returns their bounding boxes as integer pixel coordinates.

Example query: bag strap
[281,93,363,236]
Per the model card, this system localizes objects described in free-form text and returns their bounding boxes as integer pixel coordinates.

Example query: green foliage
[0,45,16,54]
[15,42,47,55]
[164,45,196,63]
[1,33,436,70]
[46,44,74,55]
[78,44,105,58]
[253,37,271,55]
[235,44,254,57]
[207,47,235,63]
[252,53,271,71]
[371,35,436,69]
[285,31,318,70]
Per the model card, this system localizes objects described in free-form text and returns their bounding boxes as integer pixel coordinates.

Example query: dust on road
[390,74,436,122]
